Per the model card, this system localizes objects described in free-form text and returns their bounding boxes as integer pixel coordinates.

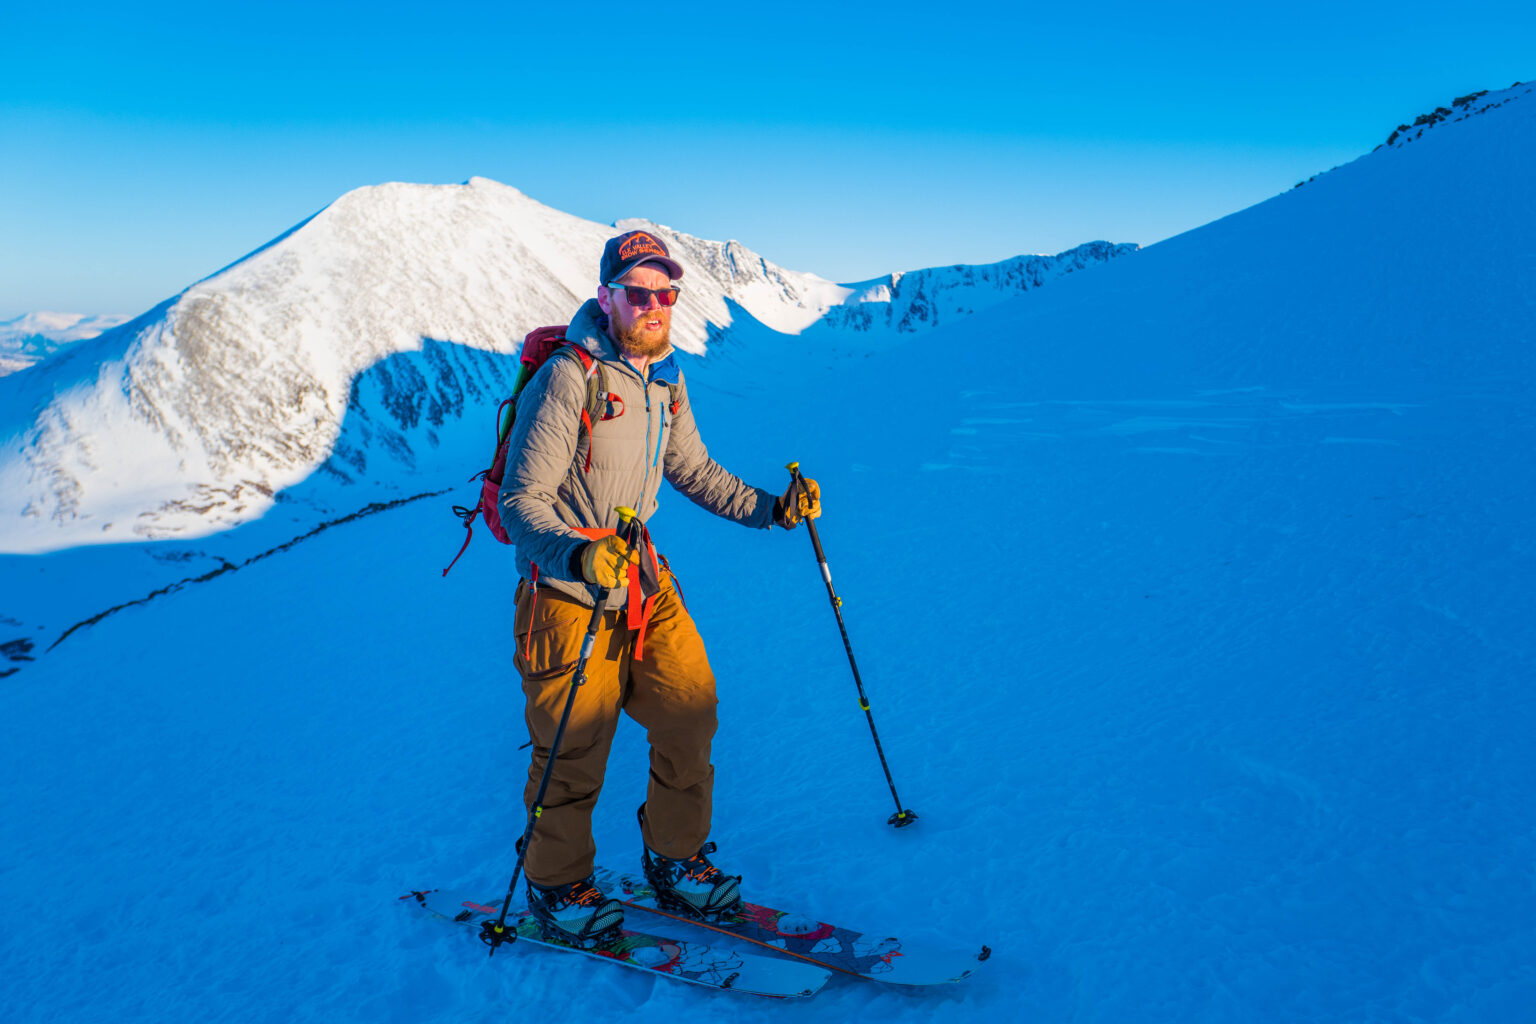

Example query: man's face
[598,262,673,360]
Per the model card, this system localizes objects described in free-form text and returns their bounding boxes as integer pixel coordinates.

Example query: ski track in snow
[4,83,1536,1023]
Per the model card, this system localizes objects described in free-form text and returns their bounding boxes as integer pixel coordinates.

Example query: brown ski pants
[512,574,718,888]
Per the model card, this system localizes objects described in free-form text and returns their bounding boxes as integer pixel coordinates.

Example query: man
[498,229,821,947]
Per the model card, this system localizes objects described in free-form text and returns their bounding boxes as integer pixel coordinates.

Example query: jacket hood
[565,299,616,360]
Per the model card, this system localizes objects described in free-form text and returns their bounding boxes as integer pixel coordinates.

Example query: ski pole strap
[787,464,830,562]
[571,523,664,661]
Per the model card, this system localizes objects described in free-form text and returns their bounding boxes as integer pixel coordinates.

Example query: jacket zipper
[632,362,662,515]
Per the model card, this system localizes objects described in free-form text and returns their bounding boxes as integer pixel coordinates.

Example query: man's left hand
[776,477,821,529]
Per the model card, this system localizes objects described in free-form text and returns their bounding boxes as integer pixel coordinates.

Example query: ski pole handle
[785,462,829,563]
[615,505,639,546]
[578,505,637,670]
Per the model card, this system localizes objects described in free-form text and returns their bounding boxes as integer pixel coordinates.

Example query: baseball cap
[600,229,684,284]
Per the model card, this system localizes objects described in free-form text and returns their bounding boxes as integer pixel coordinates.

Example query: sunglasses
[607,283,681,308]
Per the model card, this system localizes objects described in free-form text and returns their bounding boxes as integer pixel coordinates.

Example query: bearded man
[498,229,821,946]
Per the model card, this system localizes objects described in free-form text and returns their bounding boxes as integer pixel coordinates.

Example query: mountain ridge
[0,179,1131,553]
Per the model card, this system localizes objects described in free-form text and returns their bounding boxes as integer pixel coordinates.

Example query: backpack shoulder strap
[551,344,608,473]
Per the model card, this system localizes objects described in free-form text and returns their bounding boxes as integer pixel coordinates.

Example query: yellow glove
[580,535,639,588]
[777,477,821,529]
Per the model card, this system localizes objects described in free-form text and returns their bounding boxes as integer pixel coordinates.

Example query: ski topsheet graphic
[595,869,989,985]
[406,888,830,998]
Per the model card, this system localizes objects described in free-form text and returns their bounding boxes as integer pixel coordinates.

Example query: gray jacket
[498,299,777,608]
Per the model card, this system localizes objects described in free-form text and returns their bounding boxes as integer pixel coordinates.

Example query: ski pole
[786,463,918,829]
[482,505,641,954]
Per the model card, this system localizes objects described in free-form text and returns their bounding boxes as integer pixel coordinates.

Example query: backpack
[440,325,609,576]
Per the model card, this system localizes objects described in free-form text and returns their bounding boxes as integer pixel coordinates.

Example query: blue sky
[3,0,1533,318]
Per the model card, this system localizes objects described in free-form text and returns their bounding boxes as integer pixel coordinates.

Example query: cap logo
[618,233,666,262]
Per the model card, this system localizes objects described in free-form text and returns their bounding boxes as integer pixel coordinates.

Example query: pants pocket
[513,587,586,681]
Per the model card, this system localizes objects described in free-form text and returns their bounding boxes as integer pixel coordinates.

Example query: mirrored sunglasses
[608,283,681,308]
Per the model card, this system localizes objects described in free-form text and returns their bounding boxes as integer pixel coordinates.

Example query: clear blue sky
[2,0,1533,318]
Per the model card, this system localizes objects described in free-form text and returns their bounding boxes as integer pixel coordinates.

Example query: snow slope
[2,82,1534,1023]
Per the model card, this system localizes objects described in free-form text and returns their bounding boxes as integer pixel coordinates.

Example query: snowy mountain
[0,179,1130,555]
[0,311,128,376]
[3,81,1535,1024]
[823,241,1137,335]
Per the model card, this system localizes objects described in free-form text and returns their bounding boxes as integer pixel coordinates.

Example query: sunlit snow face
[598,261,673,360]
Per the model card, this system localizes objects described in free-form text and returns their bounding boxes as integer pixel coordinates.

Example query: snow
[2,82,1535,1023]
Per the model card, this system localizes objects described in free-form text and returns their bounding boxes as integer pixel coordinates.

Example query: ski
[594,868,990,985]
[404,888,830,998]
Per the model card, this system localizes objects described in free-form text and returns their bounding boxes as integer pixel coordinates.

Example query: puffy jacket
[498,298,777,608]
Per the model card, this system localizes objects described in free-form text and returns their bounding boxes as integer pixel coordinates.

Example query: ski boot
[638,803,743,921]
[526,873,625,948]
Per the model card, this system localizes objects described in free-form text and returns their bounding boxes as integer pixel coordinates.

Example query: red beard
[612,309,671,360]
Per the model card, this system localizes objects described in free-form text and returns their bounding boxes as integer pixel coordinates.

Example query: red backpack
[440,326,610,576]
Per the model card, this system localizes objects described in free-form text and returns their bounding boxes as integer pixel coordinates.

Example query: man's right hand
[776,476,821,529]
[580,535,640,588]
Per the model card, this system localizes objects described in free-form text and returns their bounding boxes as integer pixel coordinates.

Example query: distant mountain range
[0,312,129,377]
[0,181,1133,553]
